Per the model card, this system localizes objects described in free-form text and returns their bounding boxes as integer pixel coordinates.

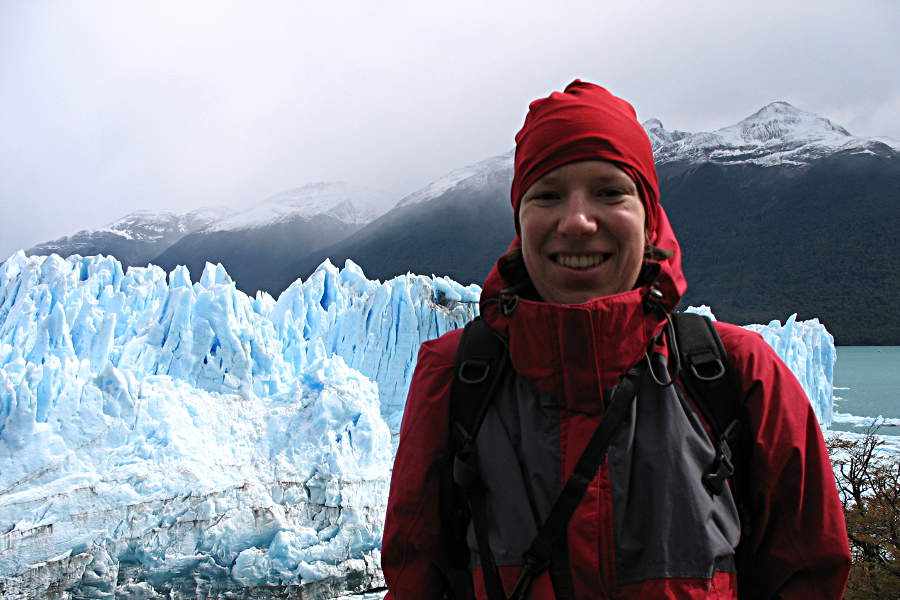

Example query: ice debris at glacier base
[0,253,833,598]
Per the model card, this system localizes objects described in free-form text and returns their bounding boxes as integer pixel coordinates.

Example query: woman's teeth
[555,254,608,269]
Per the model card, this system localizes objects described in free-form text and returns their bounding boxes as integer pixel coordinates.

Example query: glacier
[0,252,835,598]
[685,305,836,426]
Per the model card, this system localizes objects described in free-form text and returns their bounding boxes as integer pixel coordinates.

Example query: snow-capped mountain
[22,182,399,298]
[32,207,233,247]
[644,101,899,167]
[16,102,899,343]
[287,102,899,344]
[97,207,235,241]
[208,182,396,231]
[151,182,396,297]
[26,207,235,269]
[273,151,516,293]
[643,104,900,345]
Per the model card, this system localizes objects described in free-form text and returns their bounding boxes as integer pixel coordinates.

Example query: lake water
[829,346,900,435]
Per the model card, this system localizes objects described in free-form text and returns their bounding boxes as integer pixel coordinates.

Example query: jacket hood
[481,81,686,411]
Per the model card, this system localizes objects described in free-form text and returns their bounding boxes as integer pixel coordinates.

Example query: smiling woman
[382,80,850,600]
[518,160,646,304]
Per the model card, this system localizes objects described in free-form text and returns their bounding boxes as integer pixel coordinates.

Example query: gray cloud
[1,0,898,259]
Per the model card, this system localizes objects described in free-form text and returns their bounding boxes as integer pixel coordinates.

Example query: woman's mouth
[552,253,612,270]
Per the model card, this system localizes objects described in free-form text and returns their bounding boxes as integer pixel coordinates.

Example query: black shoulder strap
[671,312,743,495]
[671,312,755,591]
[449,317,510,600]
[450,317,509,449]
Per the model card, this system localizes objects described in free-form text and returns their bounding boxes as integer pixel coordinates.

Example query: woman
[382,81,850,599]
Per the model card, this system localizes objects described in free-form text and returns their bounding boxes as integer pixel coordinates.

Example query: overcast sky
[1,0,898,259]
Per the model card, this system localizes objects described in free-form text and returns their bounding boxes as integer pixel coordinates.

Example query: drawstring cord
[644,315,679,387]
[642,283,679,387]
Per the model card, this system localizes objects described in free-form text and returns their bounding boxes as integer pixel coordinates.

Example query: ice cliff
[686,305,835,425]
[0,253,833,598]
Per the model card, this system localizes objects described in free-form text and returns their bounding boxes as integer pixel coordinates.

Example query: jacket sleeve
[382,331,461,599]
[715,322,851,599]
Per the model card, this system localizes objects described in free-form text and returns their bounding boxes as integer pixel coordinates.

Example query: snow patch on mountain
[208,182,396,232]
[394,102,897,214]
[97,207,236,241]
[718,101,850,144]
[397,151,513,208]
[644,101,900,167]
[31,207,235,251]
[643,118,692,149]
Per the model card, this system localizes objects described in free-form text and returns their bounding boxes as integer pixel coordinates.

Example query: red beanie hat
[511,80,660,240]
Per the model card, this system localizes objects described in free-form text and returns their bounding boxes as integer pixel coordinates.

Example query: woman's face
[519,160,646,305]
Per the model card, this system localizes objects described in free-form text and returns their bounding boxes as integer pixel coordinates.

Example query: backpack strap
[450,317,510,600]
[451,317,509,449]
[670,312,743,496]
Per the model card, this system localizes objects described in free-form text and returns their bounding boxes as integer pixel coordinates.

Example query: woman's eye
[596,189,632,203]
[528,192,559,203]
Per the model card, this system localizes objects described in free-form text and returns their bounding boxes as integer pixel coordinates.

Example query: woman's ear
[643,227,673,261]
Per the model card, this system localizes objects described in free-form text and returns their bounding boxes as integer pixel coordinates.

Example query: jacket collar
[479,208,686,413]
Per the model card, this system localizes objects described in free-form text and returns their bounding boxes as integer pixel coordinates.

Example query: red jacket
[382,206,850,598]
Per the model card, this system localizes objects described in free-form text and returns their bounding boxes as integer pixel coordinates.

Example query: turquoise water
[830,346,900,435]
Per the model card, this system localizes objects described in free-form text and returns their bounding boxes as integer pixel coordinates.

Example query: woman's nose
[557,193,598,237]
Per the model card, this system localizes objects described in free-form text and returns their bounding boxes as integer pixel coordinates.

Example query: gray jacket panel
[471,370,560,565]
[608,354,741,584]
[468,354,741,584]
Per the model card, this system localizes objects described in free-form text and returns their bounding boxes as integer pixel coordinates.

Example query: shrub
[827,425,900,599]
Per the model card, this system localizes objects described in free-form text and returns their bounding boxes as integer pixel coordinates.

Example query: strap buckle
[687,350,726,381]
[499,290,519,317]
[703,423,737,495]
[458,359,490,384]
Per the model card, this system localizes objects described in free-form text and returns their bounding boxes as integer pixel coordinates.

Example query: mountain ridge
[207,181,395,231]
[16,101,899,343]
[643,101,898,167]
[25,207,235,269]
